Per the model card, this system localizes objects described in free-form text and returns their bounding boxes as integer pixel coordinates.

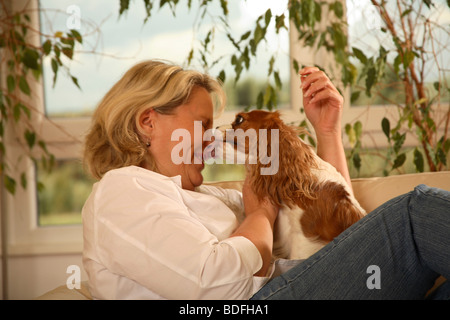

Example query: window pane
[346,0,449,106]
[203,163,246,182]
[37,159,95,226]
[39,0,290,117]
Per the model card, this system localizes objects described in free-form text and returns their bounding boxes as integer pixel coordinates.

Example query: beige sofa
[36,171,450,300]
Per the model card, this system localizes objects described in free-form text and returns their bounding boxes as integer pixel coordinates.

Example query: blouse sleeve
[91,175,262,300]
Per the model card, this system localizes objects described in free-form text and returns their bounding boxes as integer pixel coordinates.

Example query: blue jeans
[251,184,450,300]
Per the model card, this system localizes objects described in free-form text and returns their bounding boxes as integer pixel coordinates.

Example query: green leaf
[13,102,30,122]
[22,49,39,70]
[37,181,45,193]
[392,153,406,170]
[24,129,36,149]
[42,39,52,55]
[268,56,275,76]
[352,47,367,64]
[393,132,406,154]
[217,70,226,83]
[292,59,300,74]
[381,117,390,140]
[413,148,424,172]
[436,147,447,166]
[332,1,344,18]
[20,172,27,189]
[239,31,251,42]
[256,92,263,109]
[444,138,450,153]
[365,67,376,96]
[53,44,61,58]
[19,103,31,119]
[354,121,362,139]
[264,9,272,26]
[70,29,83,44]
[423,0,433,9]
[61,36,74,47]
[263,85,273,108]
[4,175,16,195]
[345,123,356,147]
[71,76,81,90]
[219,0,228,16]
[403,50,415,70]
[251,24,264,54]
[62,47,73,59]
[401,8,413,18]
[119,0,130,15]
[19,76,31,95]
[38,140,49,154]
[13,103,21,122]
[352,152,361,172]
[51,58,58,85]
[186,48,194,65]
[274,71,282,89]
[393,54,402,74]
[350,91,360,104]
[7,75,15,93]
[275,14,287,33]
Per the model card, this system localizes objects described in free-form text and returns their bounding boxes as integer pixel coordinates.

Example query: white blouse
[82,166,271,299]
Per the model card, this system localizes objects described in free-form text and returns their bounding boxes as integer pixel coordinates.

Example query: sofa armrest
[351,171,450,212]
[35,281,92,300]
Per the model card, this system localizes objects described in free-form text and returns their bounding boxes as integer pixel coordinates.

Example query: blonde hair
[83,60,226,180]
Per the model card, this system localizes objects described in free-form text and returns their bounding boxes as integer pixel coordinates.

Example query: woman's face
[144,87,214,191]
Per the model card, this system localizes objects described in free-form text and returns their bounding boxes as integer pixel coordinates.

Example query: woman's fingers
[299,66,320,78]
[299,68,342,104]
[308,88,343,105]
[303,77,330,97]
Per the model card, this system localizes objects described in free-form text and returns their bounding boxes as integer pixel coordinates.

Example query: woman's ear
[139,108,154,135]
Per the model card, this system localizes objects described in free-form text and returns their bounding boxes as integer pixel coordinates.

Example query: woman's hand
[242,178,278,222]
[300,67,344,138]
[230,178,278,277]
[299,66,353,192]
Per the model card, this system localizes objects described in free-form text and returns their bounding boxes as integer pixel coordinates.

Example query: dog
[222,110,366,260]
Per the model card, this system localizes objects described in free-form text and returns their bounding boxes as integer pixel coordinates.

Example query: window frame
[5,0,438,255]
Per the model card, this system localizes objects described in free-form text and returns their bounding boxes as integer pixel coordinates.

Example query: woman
[82,60,450,299]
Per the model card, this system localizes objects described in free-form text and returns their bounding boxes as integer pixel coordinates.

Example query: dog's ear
[264,111,284,130]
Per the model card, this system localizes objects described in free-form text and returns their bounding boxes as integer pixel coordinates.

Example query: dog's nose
[215,124,232,133]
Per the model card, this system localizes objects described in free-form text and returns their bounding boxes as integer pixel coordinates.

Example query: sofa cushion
[206,171,450,213]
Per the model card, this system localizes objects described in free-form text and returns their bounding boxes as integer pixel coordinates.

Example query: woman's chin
[183,166,204,190]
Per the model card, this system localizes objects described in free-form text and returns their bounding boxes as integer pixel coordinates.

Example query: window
[37,159,94,226]
[342,0,449,176]
[346,0,449,107]
[32,0,294,229]
[39,0,291,117]
[10,0,430,253]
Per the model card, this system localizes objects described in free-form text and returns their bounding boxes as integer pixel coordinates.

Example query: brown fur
[229,110,364,244]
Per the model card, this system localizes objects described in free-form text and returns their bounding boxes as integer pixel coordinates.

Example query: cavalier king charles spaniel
[224,110,366,260]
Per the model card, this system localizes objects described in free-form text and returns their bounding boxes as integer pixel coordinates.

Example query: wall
[0,251,88,300]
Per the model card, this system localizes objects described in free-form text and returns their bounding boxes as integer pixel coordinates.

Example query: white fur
[273,151,366,260]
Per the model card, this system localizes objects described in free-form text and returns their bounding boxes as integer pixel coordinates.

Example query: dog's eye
[234,115,244,125]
